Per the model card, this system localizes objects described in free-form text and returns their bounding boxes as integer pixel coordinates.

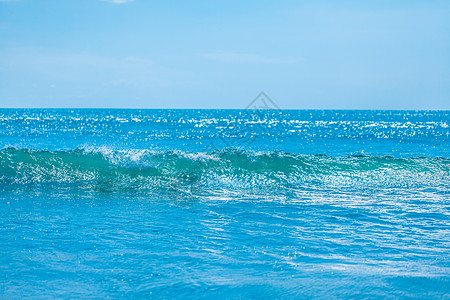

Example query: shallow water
[1,109,449,298]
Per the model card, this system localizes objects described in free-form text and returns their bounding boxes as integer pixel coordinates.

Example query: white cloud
[202,52,301,64]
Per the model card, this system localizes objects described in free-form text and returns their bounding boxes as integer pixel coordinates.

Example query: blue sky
[0,0,449,109]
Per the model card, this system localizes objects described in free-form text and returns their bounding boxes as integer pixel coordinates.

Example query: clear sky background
[0,0,449,109]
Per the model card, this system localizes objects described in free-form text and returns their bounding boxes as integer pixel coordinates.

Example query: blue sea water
[0,109,449,299]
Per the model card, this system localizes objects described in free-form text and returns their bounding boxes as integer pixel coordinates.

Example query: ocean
[1,109,449,299]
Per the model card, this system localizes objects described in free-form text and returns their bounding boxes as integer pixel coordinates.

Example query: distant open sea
[1,109,449,299]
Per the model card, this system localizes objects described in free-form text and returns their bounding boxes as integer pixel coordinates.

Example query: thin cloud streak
[101,0,135,4]
[202,52,301,64]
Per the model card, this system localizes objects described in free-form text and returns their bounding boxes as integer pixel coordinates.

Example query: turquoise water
[1,109,449,298]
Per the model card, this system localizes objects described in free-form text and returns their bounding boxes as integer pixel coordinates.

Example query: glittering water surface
[1,109,449,298]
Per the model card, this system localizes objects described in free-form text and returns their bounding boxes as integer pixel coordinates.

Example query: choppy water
[1,109,449,299]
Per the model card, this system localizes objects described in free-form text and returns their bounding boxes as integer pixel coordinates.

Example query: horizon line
[0,107,449,111]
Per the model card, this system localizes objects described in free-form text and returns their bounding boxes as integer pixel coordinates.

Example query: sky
[0,0,449,109]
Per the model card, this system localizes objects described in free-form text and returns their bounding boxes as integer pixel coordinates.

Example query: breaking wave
[1,148,449,196]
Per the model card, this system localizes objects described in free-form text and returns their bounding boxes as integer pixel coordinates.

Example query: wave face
[2,148,449,196]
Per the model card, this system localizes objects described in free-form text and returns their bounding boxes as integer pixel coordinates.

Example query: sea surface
[1,109,449,299]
